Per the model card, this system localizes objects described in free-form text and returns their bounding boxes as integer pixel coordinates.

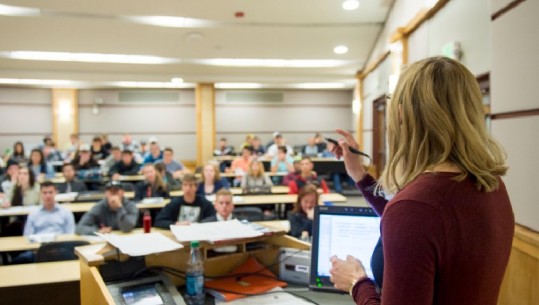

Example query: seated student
[282,160,301,186]
[239,134,254,151]
[56,163,87,193]
[197,162,230,196]
[0,159,20,195]
[28,148,55,180]
[288,157,329,194]
[266,134,294,158]
[156,147,186,179]
[288,184,318,239]
[251,136,266,156]
[120,133,140,154]
[228,146,254,186]
[213,138,235,157]
[270,146,295,184]
[12,182,76,264]
[109,150,140,180]
[76,181,138,235]
[1,167,40,236]
[90,136,108,161]
[154,174,215,227]
[134,164,169,201]
[2,166,40,208]
[313,132,327,152]
[101,146,122,176]
[71,144,100,171]
[101,133,112,155]
[3,141,27,164]
[201,189,236,222]
[43,144,63,163]
[241,160,273,188]
[143,141,163,164]
[302,137,319,157]
[154,163,181,191]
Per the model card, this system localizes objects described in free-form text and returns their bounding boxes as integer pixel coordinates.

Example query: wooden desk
[0,260,80,288]
[0,234,104,253]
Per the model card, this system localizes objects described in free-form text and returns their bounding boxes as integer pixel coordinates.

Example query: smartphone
[325,137,367,156]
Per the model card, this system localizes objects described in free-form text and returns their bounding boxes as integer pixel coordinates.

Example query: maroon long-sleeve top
[354,172,514,305]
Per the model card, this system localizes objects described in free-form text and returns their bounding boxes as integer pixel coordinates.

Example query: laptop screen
[310,206,380,291]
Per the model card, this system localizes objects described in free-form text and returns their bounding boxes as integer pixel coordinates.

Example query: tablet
[309,205,380,292]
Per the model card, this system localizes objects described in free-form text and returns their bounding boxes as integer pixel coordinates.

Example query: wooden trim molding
[492,0,527,21]
[491,108,539,120]
[357,51,391,79]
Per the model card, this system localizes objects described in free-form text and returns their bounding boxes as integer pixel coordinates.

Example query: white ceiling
[0,0,394,89]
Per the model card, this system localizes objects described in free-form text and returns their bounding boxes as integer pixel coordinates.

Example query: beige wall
[0,87,52,153]
[490,0,539,231]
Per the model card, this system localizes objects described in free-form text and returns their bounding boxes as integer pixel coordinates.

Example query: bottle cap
[191,240,200,248]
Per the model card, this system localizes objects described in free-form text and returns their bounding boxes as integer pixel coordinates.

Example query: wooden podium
[75,225,309,305]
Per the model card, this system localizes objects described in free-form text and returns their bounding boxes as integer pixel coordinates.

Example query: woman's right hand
[332,128,366,183]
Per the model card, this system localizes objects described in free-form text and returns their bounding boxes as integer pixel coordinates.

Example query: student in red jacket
[288,157,329,194]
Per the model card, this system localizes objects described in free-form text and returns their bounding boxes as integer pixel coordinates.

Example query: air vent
[225,91,283,103]
[118,91,180,103]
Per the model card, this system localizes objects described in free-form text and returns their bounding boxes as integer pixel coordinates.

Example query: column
[51,88,78,150]
[195,83,216,166]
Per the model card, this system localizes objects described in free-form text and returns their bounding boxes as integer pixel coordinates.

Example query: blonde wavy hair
[379,57,507,194]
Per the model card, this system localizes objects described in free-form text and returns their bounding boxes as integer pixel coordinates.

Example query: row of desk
[0,192,347,217]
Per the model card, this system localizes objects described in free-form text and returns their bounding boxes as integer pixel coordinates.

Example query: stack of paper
[55,192,78,202]
[170,219,263,243]
[96,232,183,256]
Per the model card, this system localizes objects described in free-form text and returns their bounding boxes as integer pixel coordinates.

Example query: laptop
[242,185,272,195]
[309,205,380,292]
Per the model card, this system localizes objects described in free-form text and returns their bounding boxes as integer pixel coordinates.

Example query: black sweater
[154,196,215,228]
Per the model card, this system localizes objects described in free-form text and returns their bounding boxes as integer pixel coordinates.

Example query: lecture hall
[0,0,536,305]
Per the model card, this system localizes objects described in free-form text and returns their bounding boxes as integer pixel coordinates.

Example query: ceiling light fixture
[215,83,263,89]
[113,81,193,88]
[171,77,183,84]
[333,45,349,55]
[200,58,348,68]
[342,0,360,11]
[0,4,40,16]
[126,16,213,28]
[7,51,174,64]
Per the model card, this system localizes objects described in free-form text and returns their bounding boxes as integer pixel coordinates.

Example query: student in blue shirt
[143,142,163,164]
[155,147,186,179]
[12,182,75,264]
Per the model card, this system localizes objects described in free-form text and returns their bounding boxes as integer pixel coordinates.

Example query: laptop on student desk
[309,205,380,292]
[242,185,272,195]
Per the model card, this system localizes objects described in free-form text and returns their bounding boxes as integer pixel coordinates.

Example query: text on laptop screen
[316,214,381,279]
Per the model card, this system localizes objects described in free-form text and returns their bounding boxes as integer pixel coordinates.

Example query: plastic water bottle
[185,240,205,305]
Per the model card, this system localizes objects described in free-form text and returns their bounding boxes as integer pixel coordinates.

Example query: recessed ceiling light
[0,4,40,16]
[126,16,213,28]
[342,0,360,11]
[333,45,349,55]
[6,51,175,64]
[171,77,183,84]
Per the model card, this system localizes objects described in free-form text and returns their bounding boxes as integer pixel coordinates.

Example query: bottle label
[186,274,204,296]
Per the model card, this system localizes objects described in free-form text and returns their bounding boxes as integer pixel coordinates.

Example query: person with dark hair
[155,174,215,227]
[288,157,329,194]
[10,182,75,264]
[154,162,181,191]
[56,163,87,193]
[90,137,108,161]
[109,150,140,180]
[3,141,27,164]
[288,184,318,239]
[101,133,112,155]
[76,181,138,235]
[197,162,229,196]
[28,148,55,179]
[270,145,294,184]
[213,138,234,157]
[3,167,40,208]
[329,57,514,305]
[155,147,186,179]
[101,146,122,176]
[266,134,293,157]
[0,159,20,194]
[251,136,266,156]
[134,164,169,201]
[71,144,99,171]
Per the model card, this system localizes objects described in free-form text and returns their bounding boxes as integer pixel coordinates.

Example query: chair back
[234,207,264,222]
[36,240,90,263]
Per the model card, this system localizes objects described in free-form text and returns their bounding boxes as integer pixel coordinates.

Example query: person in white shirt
[201,189,235,222]
[11,182,75,264]
[266,134,294,157]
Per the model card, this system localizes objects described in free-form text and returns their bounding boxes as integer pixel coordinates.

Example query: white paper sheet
[96,232,183,256]
[170,219,263,243]
[55,192,78,202]
[213,287,314,305]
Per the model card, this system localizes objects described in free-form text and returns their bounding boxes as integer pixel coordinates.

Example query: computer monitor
[309,205,380,292]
